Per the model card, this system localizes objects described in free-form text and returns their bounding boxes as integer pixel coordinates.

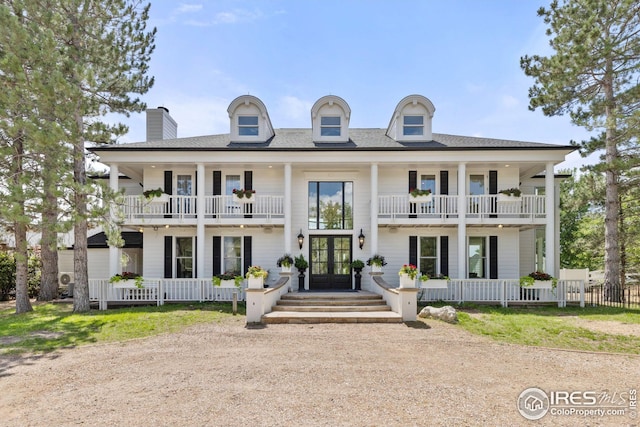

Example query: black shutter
[213,171,221,219]
[439,171,449,195]
[489,170,498,217]
[409,170,417,218]
[244,170,253,219]
[164,236,172,278]
[243,236,252,277]
[194,236,197,278]
[440,236,449,276]
[409,236,418,267]
[164,171,173,218]
[489,236,498,279]
[212,236,221,276]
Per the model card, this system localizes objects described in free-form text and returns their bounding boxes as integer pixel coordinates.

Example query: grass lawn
[450,304,640,355]
[0,301,244,355]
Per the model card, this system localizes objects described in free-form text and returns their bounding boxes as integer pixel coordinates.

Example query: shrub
[0,252,16,301]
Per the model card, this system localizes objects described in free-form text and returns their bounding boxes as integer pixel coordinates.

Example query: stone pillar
[457,162,467,279]
[545,162,555,276]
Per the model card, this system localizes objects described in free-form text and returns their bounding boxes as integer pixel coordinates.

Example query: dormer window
[321,116,341,137]
[403,116,424,136]
[238,116,259,136]
[386,95,436,142]
[227,95,275,143]
[311,95,351,142]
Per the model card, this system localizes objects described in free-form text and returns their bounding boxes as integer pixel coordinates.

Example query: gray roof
[91,128,573,152]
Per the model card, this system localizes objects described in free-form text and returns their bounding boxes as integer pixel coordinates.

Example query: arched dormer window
[311,95,351,142]
[386,95,436,142]
[227,95,275,142]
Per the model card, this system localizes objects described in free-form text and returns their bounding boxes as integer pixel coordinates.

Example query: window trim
[222,236,243,276]
[468,236,488,279]
[308,181,353,230]
[175,236,195,278]
[238,115,259,136]
[320,116,341,137]
[419,236,439,277]
[403,115,424,136]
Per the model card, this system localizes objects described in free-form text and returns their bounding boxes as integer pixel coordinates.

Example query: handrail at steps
[370,274,400,314]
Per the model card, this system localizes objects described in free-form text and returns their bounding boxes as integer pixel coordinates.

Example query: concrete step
[272,304,392,312]
[262,311,403,324]
[276,298,386,306]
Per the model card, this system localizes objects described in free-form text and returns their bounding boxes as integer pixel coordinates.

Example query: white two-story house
[90,94,573,292]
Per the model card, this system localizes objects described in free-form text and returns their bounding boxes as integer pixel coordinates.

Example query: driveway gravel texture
[0,315,638,427]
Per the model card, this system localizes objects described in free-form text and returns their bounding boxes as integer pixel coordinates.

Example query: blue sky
[117,0,595,170]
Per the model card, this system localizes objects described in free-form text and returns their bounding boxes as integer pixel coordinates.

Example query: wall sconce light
[358,229,365,250]
[297,230,304,249]
[152,226,159,231]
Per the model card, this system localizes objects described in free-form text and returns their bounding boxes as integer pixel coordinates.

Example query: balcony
[121,194,285,226]
[378,194,546,226]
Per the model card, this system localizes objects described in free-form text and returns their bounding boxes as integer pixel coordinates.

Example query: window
[403,115,424,136]
[420,174,436,195]
[225,175,241,195]
[468,237,486,279]
[177,175,192,196]
[223,237,242,275]
[535,228,545,272]
[419,237,438,277]
[238,116,259,136]
[176,237,193,278]
[308,181,353,230]
[469,175,485,195]
[320,116,341,137]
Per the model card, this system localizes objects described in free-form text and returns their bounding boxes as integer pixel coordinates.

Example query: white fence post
[580,280,585,308]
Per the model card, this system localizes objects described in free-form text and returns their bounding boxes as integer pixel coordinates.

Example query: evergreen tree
[521,0,640,301]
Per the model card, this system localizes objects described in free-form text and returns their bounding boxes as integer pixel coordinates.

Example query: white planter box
[421,279,448,289]
[410,194,432,203]
[219,279,237,288]
[247,277,264,289]
[399,274,416,288]
[371,265,383,273]
[112,279,140,289]
[531,280,553,289]
[147,193,169,203]
[497,193,522,202]
[280,265,292,274]
[233,195,254,204]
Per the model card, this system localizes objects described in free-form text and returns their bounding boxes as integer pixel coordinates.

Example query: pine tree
[521,0,640,301]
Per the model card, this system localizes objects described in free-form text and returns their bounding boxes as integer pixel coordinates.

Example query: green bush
[28,254,41,298]
[0,252,16,301]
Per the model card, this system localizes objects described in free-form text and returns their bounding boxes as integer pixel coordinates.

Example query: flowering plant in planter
[142,188,165,199]
[420,273,449,282]
[276,254,294,268]
[246,265,268,279]
[398,264,418,280]
[232,188,255,199]
[366,254,387,267]
[498,188,522,197]
[109,272,144,288]
[519,271,557,288]
[409,188,432,198]
[212,273,243,288]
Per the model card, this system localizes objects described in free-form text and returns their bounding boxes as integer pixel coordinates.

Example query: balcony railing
[378,194,545,220]
[122,195,284,222]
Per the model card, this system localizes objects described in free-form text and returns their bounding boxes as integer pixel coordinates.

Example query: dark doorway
[309,235,352,290]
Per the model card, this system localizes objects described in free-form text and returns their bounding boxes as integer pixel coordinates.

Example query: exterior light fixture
[297,230,304,249]
[358,229,365,250]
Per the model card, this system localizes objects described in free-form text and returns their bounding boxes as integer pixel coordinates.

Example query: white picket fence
[418,279,586,307]
[89,279,246,310]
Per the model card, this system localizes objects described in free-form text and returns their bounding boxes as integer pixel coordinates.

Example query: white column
[545,162,555,276]
[196,163,205,278]
[109,164,120,276]
[457,162,467,279]
[370,163,379,255]
[284,163,292,253]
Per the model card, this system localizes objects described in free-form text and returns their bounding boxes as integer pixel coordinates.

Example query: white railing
[378,195,458,219]
[378,194,546,220]
[122,195,284,221]
[89,278,246,310]
[417,279,586,307]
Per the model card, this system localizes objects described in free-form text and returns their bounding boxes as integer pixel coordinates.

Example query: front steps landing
[261,291,403,324]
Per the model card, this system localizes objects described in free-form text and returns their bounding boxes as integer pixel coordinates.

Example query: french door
[309,235,352,290]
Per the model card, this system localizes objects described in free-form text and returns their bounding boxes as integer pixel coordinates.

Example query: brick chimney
[146,106,177,141]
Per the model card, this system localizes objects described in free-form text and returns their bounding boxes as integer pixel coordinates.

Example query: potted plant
[398,264,418,288]
[212,273,243,289]
[142,187,169,202]
[232,188,256,203]
[109,272,144,288]
[420,273,450,289]
[409,188,432,203]
[520,271,557,289]
[276,254,294,273]
[497,187,522,202]
[366,254,386,273]
[245,265,268,289]
[351,259,365,290]
[294,255,308,291]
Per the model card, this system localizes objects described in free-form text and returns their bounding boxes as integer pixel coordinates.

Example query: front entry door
[309,235,352,290]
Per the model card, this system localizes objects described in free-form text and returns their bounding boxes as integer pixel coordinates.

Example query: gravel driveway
[0,315,637,426]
